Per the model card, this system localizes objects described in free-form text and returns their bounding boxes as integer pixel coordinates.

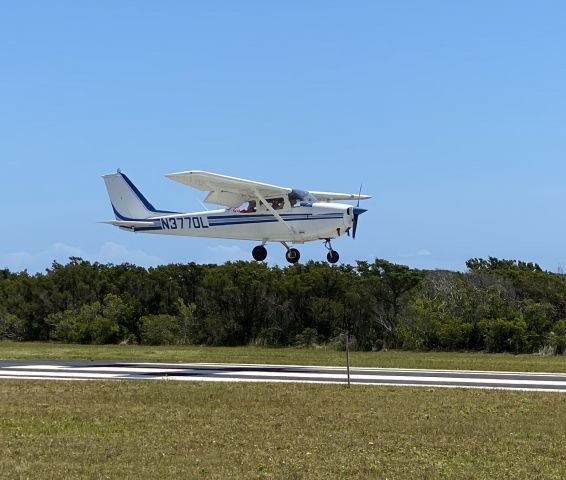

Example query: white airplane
[101,170,370,264]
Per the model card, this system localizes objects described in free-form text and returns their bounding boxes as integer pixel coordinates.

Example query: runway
[1,360,565,392]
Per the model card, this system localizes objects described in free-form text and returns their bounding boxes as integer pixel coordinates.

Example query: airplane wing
[166,170,292,207]
[309,191,372,202]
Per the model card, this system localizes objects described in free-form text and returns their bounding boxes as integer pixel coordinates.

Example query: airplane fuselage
[123,203,354,243]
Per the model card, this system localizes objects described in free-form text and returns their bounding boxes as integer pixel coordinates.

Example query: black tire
[252,245,267,261]
[327,250,339,264]
[285,248,300,264]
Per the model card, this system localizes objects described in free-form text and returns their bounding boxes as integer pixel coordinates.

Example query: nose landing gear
[324,239,339,264]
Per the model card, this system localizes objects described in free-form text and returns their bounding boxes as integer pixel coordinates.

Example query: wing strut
[253,189,296,235]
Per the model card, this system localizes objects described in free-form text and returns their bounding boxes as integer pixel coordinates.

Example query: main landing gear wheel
[327,250,340,264]
[252,245,267,261]
[285,248,301,264]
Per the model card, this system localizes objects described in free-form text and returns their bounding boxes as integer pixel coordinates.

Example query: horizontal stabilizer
[99,220,157,228]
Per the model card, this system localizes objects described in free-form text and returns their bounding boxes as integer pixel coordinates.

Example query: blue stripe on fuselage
[207,213,343,227]
[112,204,176,222]
[133,226,163,232]
[112,210,343,230]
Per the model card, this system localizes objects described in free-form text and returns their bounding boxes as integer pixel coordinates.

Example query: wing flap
[204,190,248,208]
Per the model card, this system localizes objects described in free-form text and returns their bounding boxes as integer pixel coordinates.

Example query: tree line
[1,256,565,354]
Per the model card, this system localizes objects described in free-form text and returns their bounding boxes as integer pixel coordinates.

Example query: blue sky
[1,1,565,272]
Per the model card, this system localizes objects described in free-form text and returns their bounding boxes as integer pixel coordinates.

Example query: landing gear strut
[324,239,339,264]
[281,242,300,264]
[254,241,339,264]
[252,245,267,261]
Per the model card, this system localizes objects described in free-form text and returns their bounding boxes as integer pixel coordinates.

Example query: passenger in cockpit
[240,200,256,213]
[266,198,285,210]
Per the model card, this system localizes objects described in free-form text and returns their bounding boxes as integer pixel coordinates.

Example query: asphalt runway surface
[1,360,565,392]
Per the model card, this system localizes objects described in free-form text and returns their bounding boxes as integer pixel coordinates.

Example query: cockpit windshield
[288,189,317,207]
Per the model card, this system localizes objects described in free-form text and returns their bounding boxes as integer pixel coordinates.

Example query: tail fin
[102,170,174,220]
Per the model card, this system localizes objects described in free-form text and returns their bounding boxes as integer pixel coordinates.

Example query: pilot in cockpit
[288,191,300,207]
[270,198,284,210]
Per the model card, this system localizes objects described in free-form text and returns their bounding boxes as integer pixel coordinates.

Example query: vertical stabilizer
[102,171,169,220]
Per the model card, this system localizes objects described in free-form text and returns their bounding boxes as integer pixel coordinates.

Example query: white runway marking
[0,361,565,392]
[210,369,566,386]
[0,369,122,379]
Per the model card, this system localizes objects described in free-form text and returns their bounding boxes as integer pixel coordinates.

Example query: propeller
[352,206,367,239]
[352,185,366,239]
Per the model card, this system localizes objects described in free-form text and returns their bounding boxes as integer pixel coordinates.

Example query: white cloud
[399,249,433,258]
[0,243,87,272]
[0,242,162,273]
[98,242,162,266]
[0,251,34,265]
[52,242,88,258]
[207,244,249,263]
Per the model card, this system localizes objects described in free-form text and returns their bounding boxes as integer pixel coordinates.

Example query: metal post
[346,331,351,388]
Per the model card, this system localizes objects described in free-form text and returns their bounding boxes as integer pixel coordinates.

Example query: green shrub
[295,327,319,347]
[48,301,122,344]
[140,314,179,345]
[549,319,566,354]
[87,315,120,344]
[480,314,528,353]
[0,311,26,341]
[48,310,85,343]
[254,328,280,346]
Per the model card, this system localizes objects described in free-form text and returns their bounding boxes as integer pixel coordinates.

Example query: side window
[266,197,285,210]
[288,192,300,207]
[288,189,313,207]
[236,200,256,213]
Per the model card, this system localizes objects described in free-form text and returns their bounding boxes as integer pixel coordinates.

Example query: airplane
[101,169,370,264]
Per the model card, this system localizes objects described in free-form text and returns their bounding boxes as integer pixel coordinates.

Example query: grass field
[1,380,565,479]
[1,341,566,373]
[1,343,566,478]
